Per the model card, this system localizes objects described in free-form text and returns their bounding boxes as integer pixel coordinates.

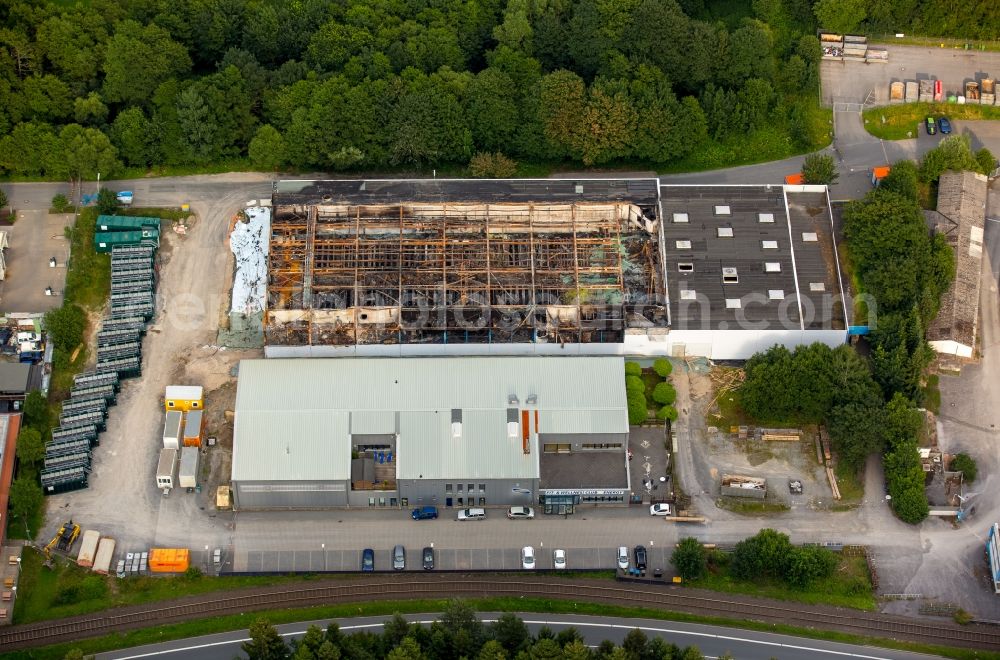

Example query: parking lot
[0,210,73,313]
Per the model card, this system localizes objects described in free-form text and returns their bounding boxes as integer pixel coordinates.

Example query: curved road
[95,612,943,660]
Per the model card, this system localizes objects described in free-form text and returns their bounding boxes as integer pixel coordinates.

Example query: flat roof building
[927,171,988,359]
[257,180,847,361]
[231,357,629,511]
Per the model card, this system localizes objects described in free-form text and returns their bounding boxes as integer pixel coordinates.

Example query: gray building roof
[928,171,988,349]
[659,185,846,331]
[0,363,30,393]
[232,357,628,483]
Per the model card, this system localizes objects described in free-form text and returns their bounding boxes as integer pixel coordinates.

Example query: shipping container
[983,79,996,105]
[905,80,919,103]
[96,356,142,378]
[163,411,183,449]
[179,447,199,488]
[77,530,100,567]
[107,302,154,321]
[97,341,141,363]
[98,317,146,335]
[110,268,154,283]
[59,410,107,433]
[865,47,888,63]
[69,384,117,405]
[44,439,92,458]
[149,548,190,573]
[43,451,91,472]
[97,215,161,232]
[60,397,108,416]
[96,328,142,347]
[165,385,203,411]
[966,81,980,102]
[95,229,159,253]
[111,243,155,258]
[157,447,178,489]
[73,370,119,391]
[93,537,116,575]
[918,79,934,102]
[110,280,154,296]
[51,424,98,446]
[183,410,203,446]
[41,466,89,494]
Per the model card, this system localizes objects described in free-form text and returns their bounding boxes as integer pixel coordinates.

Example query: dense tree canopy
[0,0,830,176]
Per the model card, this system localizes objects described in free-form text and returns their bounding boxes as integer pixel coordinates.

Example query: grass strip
[862,103,1000,140]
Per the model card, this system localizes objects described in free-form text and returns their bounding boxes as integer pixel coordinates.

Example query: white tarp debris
[230,207,270,314]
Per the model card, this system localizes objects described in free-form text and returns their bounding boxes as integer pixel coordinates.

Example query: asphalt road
[95,612,943,660]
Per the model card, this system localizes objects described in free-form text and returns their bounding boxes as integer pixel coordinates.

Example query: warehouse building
[926,171,988,359]
[230,357,629,511]
[259,180,847,361]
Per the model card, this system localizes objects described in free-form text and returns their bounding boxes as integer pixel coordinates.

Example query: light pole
[321,543,326,571]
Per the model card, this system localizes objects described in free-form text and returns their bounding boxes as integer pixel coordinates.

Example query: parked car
[938,117,952,134]
[649,503,672,516]
[457,507,486,521]
[633,545,647,571]
[361,548,375,572]
[553,549,567,570]
[521,546,536,569]
[422,546,435,570]
[617,546,630,571]
[393,544,406,570]
[926,117,937,135]
[411,506,439,520]
[507,505,535,519]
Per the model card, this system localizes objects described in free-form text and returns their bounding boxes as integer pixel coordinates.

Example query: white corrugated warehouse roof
[232,357,627,483]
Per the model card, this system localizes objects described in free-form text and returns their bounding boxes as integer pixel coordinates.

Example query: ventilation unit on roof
[768,289,785,300]
[764,262,781,273]
[726,298,742,309]
[680,289,697,300]
[802,232,818,242]
[714,205,731,215]
[759,213,774,223]
[672,212,689,223]
[722,267,738,283]
[810,282,826,292]
[762,240,778,249]
[717,227,734,238]
[676,240,692,249]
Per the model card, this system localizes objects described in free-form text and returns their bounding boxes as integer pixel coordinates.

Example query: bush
[96,187,119,215]
[184,566,203,580]
[785,545,837,587]
[950,453,977,482]
[671,537,707,581]
[51,194,71,212]
[652,358,672,378]
[627,391,647,425]
[975,147,996,176]
[801,153,839,185]
[44,303,87,350]
[656,405,678,421]
[652,382,676,405]
[624,362,643,377]
[878,160,918,201]
[625,375,645,394]
[52,575,108,606]
[731,528,793,581]
[469,152,517,178]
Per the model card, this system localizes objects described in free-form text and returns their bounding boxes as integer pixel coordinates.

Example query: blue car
[361,548,374,572]
[938,117,952,134]
[411,506,438,520]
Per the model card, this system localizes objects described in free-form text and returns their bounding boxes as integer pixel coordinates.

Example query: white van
[457,507,486,521]
[617,546,630,570]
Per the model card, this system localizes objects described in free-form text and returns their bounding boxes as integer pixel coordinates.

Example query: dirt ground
[40,193,261,555]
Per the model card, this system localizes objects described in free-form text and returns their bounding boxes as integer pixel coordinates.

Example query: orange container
[784,173,804,185]
[149,548,190,573]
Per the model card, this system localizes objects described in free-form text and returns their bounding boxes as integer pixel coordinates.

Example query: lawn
[695,554,876,611]
[833,461,865,506]
[62,207,110,310]
[862,102,1000,140]
[922,374,942,414]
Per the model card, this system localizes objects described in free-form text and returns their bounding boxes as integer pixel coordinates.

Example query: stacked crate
[41,222,160,495]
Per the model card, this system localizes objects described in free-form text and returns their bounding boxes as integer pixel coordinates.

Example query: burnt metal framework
[266,201,664,347]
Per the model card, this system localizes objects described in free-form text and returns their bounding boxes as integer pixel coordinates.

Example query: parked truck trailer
[93,537,116,575]
[76,530,100,567]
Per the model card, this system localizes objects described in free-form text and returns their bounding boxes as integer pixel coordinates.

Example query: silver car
[393,544,405,570]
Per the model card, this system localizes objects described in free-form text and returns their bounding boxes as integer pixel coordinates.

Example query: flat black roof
[659,185,844,330]
[273,178,660,206]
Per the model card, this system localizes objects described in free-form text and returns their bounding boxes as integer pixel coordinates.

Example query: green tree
[653,358,673,378]
[73,93,108,126]
[44,303,87,350]
[802,153,839,185]
[242,618,289,660]
[731,528,793,580]
[63,649,85,660]
[0,122,62,177]
[16,427,45,468]
[813,0,866,33]
[919,135,979,183]
[24,391,49,430]
[625,375,645,394]
[469,152,518,178]
[882,393,929,524]
[878,161,919,201]
[56,125,121,184]
[467,69,520,153]
[975,147,996,175]
[785,545,837,587]
[671,537,708,580]
[249,125,287,171]
[657,405,678,422]
[490,612,530,655]
[652,382,676,405]
[51,194,71,213]
[103,20,192,105]
[624,362,643,377]
[627,391,647,425]
[539,70,586,159]
[110,107,159,168]
[0,188,7,213]
[950,453,977,482]
[9,476,43,536]
[96,188,119,215]
[827,402,886,470]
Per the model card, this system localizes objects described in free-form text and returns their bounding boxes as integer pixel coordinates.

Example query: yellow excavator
[43,521,80,562]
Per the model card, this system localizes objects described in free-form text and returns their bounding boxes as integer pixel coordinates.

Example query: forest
[0,0,833,178]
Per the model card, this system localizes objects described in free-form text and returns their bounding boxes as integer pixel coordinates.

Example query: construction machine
[43,521,81,561]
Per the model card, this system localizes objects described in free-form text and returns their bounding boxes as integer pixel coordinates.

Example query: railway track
[1,577,998,652]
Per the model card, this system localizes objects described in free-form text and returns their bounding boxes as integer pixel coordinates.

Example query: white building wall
[266,328,846,361]
[929,340,974,358]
